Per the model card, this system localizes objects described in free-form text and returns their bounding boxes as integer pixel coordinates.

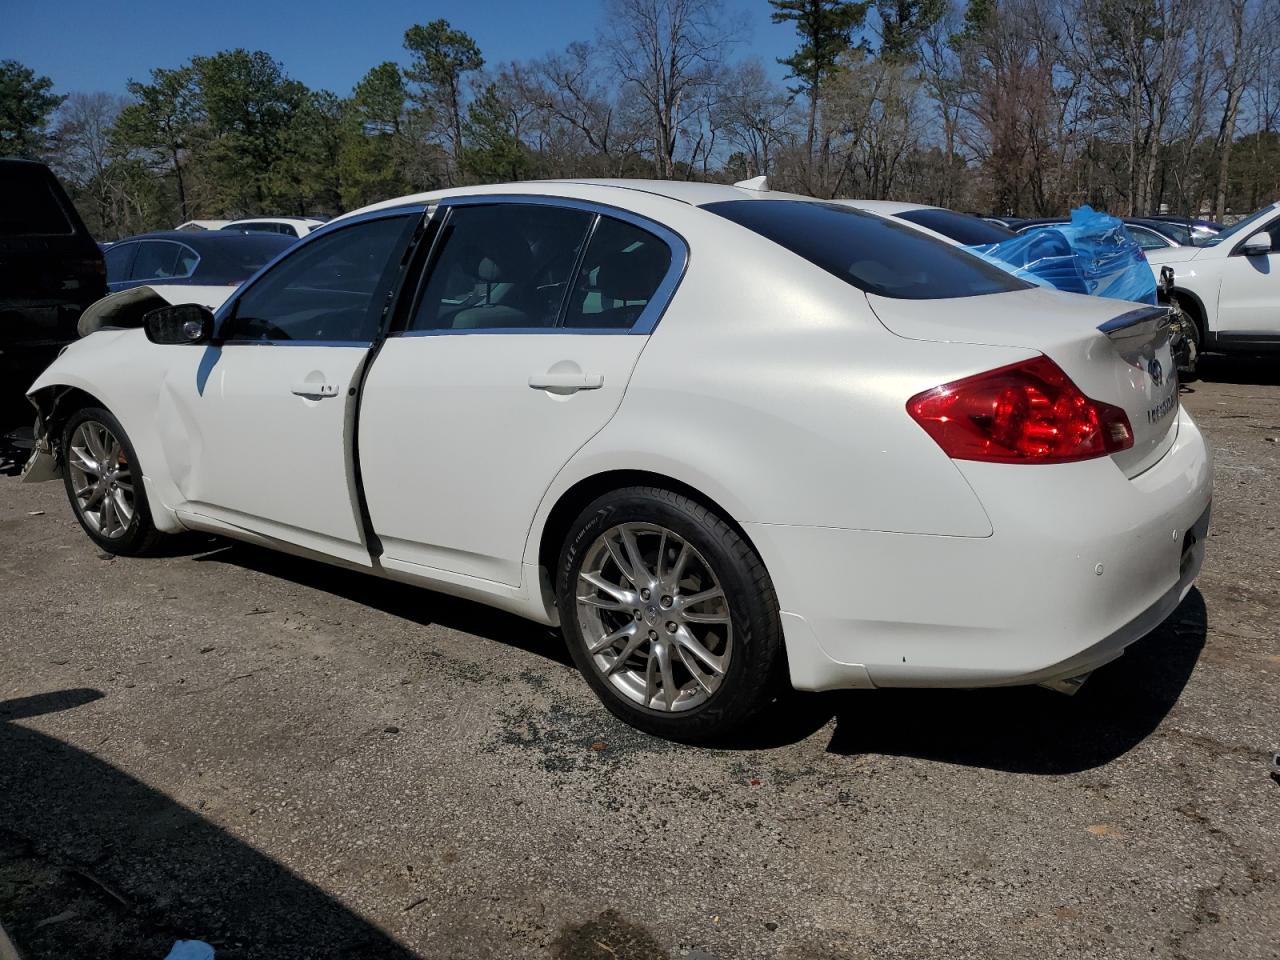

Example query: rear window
[703,200,1030,300]
[219,236,294,274]
[896,208,1015,245]
[0,165,74,236]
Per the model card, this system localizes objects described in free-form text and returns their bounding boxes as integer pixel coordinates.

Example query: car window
[222,215,414,344]
[410,203,594,331]
[131,241,182,280]
[103,243,137,283]
[0,166,73,236]
[704,200,1031,300]
[1211,204,1278,244]
[1127,227,1168,251]
[174,244,199,277]
[895,208,1015,245]
[563,216,672,329]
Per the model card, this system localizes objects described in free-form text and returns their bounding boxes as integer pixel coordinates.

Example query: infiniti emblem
[1147,357,1164,387]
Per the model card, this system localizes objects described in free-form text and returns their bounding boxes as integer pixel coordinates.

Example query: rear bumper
[749,407,1213,692]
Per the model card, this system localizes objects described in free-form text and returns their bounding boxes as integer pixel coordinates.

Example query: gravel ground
[1,357,1277,960]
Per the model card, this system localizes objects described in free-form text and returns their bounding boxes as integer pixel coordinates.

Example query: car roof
[337,178,828,225]
[223,216,330,227]
[114,230,294,252]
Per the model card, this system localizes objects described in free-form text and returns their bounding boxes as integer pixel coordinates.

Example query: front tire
[61,406,164,556]
[556,486,785,741]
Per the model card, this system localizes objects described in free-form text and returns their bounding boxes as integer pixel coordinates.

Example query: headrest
[595,245,669,302]
[458,233,532,283]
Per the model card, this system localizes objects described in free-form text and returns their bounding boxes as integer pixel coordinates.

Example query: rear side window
[564,217,672,328]
[410,204,593,331]
[1127,227,1169,250]
[104,243,137,282]
[0,166,73,236]
[703,200,1030,300]
[896,208,1014,245]
[131,241,182,280]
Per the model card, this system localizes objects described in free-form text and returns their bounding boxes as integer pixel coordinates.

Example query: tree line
[2,0,1278,241]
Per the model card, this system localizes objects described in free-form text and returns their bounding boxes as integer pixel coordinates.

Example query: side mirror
[143,303,215,345]
[1241,232,1272,256]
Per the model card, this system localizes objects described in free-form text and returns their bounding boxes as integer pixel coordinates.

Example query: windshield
[703,200,1030,300]
[219,236,295,274]
[1207,204,1279,246]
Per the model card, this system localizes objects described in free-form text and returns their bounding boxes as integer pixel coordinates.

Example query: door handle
[528,372,605,392]
[291,382,339,398]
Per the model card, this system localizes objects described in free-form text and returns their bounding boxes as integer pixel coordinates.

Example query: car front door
[358,198,685,587]
[158,211,421,566]
[1215,214,1280,338]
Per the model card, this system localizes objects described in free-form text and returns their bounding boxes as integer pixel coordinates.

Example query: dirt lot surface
[1,357,1277,960]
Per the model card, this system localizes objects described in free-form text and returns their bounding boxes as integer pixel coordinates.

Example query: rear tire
[556,486,786,742]
[61,406,164,556]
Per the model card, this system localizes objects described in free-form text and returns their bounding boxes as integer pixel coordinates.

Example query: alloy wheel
[67,420,135,540]
[575,522,733,712]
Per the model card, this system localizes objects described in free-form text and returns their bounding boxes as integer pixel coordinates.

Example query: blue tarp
[967,205,1157,304]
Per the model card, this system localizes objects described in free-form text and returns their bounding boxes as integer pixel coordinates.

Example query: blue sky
[3,0,809,97]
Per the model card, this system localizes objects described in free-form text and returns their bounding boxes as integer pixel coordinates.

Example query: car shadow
[818,588,1208,773]
[1197,354,1280,387]
[0,688,419,960]
[192,539,1204,774]
[192,541,572,667]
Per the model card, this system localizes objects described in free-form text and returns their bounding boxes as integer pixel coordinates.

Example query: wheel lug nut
[660,595,673,608]
[666,621,678,634]
[648,630,658,640]
[640,588,650,600]
[634,611,642,621]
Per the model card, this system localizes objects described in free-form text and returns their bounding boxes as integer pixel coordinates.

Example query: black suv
[0,159,106,415]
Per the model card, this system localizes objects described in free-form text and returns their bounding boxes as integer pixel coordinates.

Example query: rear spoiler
[1097,305,1172,342]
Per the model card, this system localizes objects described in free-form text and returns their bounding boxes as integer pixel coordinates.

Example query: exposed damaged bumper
[19,417,59,483]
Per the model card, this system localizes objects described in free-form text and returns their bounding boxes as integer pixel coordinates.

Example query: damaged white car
[24,180,1212,740]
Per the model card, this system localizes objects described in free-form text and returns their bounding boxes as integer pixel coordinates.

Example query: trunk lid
[867,286,1179,477]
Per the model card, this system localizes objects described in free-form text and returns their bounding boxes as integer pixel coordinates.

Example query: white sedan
[24,180,1212,740]
[1146,200,1280,358]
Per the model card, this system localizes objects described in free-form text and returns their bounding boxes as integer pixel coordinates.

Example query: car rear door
[158,211,421,566]
[358,198,685,587]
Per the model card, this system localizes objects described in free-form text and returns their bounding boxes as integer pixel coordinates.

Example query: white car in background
[174,219,231,231]
[1145,200,1280,357]
[220,217,326,239]
[24,180,1211,740]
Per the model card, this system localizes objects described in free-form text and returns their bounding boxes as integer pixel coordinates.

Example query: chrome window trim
[213,205,427,346]
[394,193,689,338]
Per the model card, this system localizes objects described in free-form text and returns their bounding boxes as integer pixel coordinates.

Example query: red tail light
[907,356,1133,464]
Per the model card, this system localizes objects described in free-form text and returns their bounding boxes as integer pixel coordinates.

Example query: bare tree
[601,0,738,177]
[714,59,798,178]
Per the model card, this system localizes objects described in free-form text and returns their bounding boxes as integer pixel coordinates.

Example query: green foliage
[338,63,415,208]
[0,59,64,158]
[461,83,533,182]
[769,0,871,97]
[403,19,484,161]
[876,0,946,61]
[191,49,307,213]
